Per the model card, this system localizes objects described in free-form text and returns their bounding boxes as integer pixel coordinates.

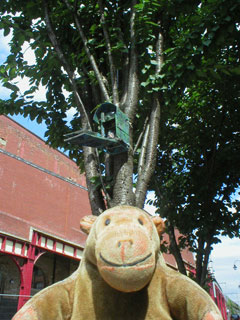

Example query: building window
[31,266,45,294]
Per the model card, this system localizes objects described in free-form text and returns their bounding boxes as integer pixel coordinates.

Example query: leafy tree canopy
[151,0,240,285]
[0,0,240,286]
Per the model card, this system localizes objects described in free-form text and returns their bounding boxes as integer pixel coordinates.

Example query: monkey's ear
[151,216,165,236]
[80,215,97,234]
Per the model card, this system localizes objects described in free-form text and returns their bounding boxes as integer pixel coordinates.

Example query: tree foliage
[0,0,164,214]
[151,0,240,285]
[0,0,240,286]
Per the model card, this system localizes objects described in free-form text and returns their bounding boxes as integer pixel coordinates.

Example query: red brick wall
[0,116,91,246]
[0,116,86,186]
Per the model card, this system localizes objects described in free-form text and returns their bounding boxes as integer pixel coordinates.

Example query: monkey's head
[80,205,165,293]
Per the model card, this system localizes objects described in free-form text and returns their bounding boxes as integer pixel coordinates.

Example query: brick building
[1,115,218,319]
[0,115,91,318]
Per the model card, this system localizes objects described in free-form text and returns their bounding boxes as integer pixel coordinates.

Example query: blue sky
[1,30,240,305]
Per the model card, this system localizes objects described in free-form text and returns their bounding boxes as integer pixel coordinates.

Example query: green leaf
[231,67,240,75]
[224,16,231,22]
[140,81,149,87]
[3,27,10,37]
[150,60,158,66]
[145,21,159,27]
[36,115,42,123]
[3,82,19,92]
[202,39,211,47]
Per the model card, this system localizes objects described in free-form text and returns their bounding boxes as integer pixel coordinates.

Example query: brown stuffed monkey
[12,205,223,320]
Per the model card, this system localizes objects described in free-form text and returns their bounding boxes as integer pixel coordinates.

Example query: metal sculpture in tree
[65,103,130,154]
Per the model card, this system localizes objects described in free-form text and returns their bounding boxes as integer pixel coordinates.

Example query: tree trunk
[200,237,212,287]
[168,223,187,275]
[195,237,204,284]
[83,147,106,216]
[111,151,135,207]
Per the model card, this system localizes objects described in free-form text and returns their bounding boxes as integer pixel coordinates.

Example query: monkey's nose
[117,240,134,263]
[117,239,133,248]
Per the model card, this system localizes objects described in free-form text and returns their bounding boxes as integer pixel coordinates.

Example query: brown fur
[12,206,223,320]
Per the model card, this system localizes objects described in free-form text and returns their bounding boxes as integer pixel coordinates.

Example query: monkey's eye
[138,218,144,225]
[105,218,111,226]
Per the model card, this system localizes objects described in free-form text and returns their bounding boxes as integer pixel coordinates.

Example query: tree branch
[124,0,139,120]
[133,116,149,154]
[168,222,187,275]
[196,236,204,284]
[135,30,163,207]
[154,179,186,275]
[200,237,212,286]
[43,0,91,129]
[62,0,110,102]
[115,10,129,107]
[155,30,164,74]
[120,54,130,107]
[135,98,160,207]
[137,122,149,176]
[44,0,107,214]
[112,150,135,207]
[98,0,119,105]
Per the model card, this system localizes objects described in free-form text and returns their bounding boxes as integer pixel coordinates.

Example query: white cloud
[16,41,46,101]
[15,76,46,101]
[0,31,35,65]
[65,107,79,121]
[212,237,240,259]
[211,237,240,304]
[0,31,46,101]
[22,41,36,65]
[144,191,157,215]
[0,31,11,62]
[1,30,76,111]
